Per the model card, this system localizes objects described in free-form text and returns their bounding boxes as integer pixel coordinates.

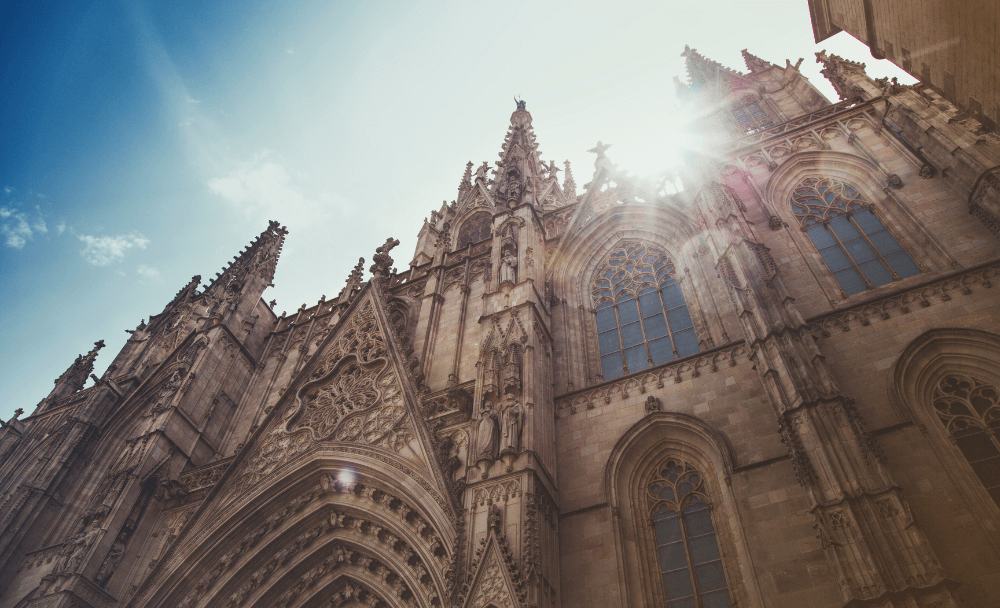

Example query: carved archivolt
[166,479,449,608]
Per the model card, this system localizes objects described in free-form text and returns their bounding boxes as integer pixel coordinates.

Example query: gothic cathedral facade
[2,48,1000,608]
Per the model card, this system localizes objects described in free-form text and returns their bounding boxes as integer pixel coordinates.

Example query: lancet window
[730,98,773,135]
[932,373,1000,506]
[792,177,920,296]
[648,458,733,608]
[457,211,492,249]
[593,242,698,381]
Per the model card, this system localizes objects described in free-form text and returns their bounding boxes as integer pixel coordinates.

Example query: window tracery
[792,177,920,295]
[933,373,1000,506]
[647,458,732,608]
[730,98,773,135]
[592,242,698,380]
[457,212,493,249]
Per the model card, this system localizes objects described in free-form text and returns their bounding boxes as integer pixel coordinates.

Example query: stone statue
[54,523,101,575]
[500,394,522,453]
[499,251,518,284]
[95,532,127,584]
[149,369,184,415]
[476,402,499,461]
[474,162,490,184]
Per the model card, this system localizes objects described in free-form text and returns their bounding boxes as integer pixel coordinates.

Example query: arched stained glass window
[731,98,773,135]
[933,373,1000,506]
[792,177,920,296]
[648,459,733,608]
[592,242,698,381]
[457,211,492,249]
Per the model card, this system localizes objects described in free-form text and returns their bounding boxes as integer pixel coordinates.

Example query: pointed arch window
[793,177,920,296]
[592,242,699,381]
[457,211,493,249]
[731,98,773,135]
[648,458,733,608]
[933,373,1000,506]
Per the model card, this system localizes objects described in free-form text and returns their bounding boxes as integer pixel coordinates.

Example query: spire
[741,49,772,73]
[207,220,288,295]
[339,257,365,302]
[493,98,546,208]
[562,160,576,197]
[458,161,473,197]
[44,340,105,404]
[815,50,872,100]
[680,45,743,87]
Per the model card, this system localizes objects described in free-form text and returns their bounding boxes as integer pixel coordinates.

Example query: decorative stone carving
[499,394,522,455]
[475,401,499,464]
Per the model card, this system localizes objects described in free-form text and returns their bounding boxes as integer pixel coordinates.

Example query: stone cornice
[555,341,749,416]
[806,259,1000,337]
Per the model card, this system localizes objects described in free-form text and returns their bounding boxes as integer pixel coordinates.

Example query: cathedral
[2,47,1000,608]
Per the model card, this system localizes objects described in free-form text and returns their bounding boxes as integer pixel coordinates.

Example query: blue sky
[0,0,913,420]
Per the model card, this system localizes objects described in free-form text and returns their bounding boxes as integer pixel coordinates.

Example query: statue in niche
[54,521,102,575]
[500,393,522,454]
[95,531,127,585]
[499,250,518,284]
[506,174,521,205]
[476,401,499,461]
[148,369,184,416]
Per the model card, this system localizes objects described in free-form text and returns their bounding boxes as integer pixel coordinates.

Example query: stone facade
[807,0,999,131]
[1,48,999,608]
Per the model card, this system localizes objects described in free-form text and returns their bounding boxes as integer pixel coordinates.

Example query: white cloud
[4,187,12,195]
[285,46,294,54]
[137,264,162,281]
[32,206,47,234]
[56,221,66,234]
[1,206,36,248]
[78,233,150,266]
[185,95,200,104]
[208,150,351,227]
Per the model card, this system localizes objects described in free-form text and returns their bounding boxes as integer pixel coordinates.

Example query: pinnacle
[678,45,743,88]
[208,220,287,292]
[741,49,772,73]
[563,160,576,196]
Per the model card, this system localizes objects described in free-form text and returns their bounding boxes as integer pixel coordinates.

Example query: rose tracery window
[933,373,1000,506]
[592,242,698,381]
[731,98,773,135]
[792,177,920,296]
[648,459,733,608]
[457,211,492,249]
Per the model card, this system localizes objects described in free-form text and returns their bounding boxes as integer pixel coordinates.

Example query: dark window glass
[731,98,773,134]
[591,243,700,380]
[456,211,492,249]
[933,374,1000,507]
[793,178,921,295]
[648,460,733,608]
